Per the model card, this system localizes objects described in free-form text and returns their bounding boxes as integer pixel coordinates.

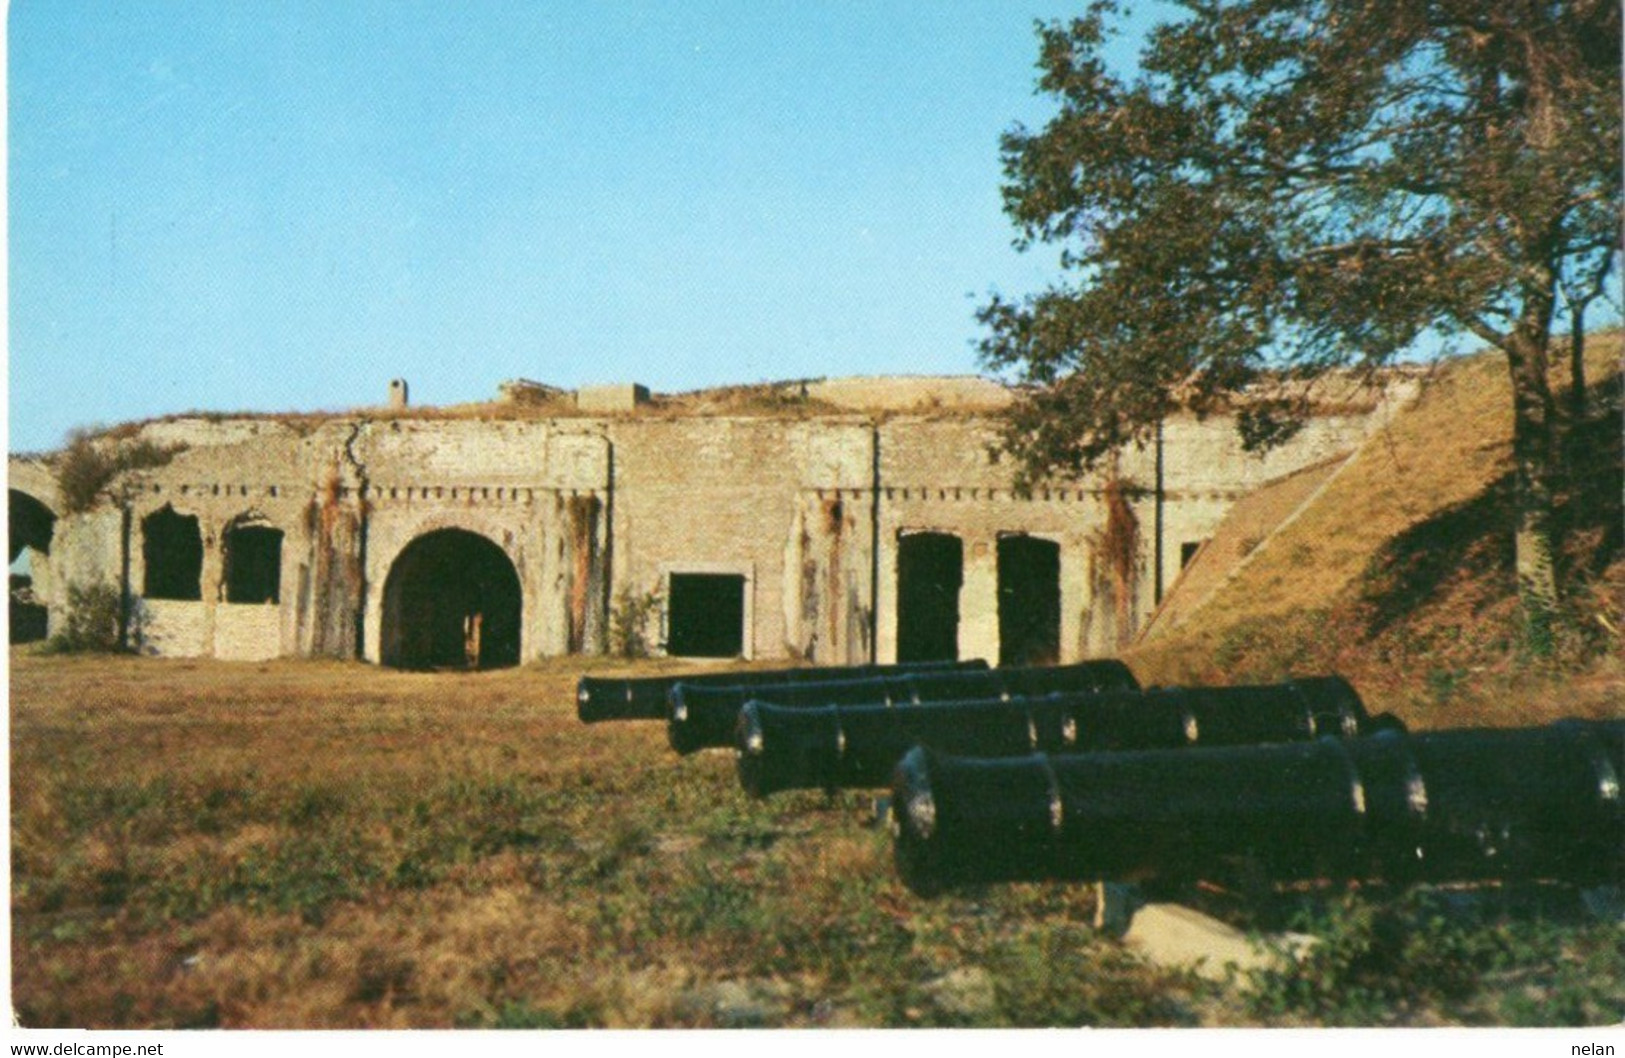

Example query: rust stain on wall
[565,494,604,653]
[301,469,364,657]
[824,497,844,657]
[1087,475,1143,652]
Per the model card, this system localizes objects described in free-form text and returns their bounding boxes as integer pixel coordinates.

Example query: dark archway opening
[10,490,54,564]
[143,506,203,601]
[10,490,55,643]
[224,524,284,603]
[381,528,521,670]
[997,534,1061,667]
[666,572,746,657]
[896,531,962,662]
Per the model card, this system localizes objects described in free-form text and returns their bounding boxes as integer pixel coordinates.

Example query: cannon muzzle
[891,720,1625,896]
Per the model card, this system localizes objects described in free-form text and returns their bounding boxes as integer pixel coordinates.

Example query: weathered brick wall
[214,604,283,661]
[122,427,315,659]
[9,375,1416,667]
[605,417,871,661]
[352,419,610,663]
[43,507,125,638]
[135,600,210,658]
[869,409,1405,660]
[875,417,1136,661]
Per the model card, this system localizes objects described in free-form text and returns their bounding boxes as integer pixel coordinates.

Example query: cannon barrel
[576,659,986,723]
[737,677,1388,797]
[669,659,1141,754]
[891,720,1625,896]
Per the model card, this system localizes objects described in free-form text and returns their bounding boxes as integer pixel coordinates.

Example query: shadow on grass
[1356,385,1622,643]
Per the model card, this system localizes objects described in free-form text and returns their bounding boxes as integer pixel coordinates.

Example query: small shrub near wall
[41,583,127,653]
[609,586,663,658]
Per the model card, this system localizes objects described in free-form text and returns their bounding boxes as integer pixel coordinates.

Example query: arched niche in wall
[142,505,203,601]
[9,489,55,564]
[222,517,284,604]
[9,489,56,643]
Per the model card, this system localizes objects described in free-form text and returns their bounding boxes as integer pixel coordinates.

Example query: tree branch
[1463,316,1510,350]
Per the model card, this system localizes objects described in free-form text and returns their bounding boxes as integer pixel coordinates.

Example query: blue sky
[8,2,1177,453]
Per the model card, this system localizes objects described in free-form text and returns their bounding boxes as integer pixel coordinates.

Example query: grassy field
[10,650,1624,1029]
[10,652,1180,1028]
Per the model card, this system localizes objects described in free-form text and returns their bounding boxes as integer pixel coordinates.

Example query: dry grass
[69,379,868,436]
[14,649,1623,1030]
[11,652,1206,1029]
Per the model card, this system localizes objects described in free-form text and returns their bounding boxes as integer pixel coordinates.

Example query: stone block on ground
[1122,901,1316,984]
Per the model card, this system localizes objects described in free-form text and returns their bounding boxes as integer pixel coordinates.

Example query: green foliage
[982,1,1618,464]
[608,584,662,658]
[986,925,1198,1027]
[1519,597,1557,659]
[980,0,1620,614]
[40,583,126,653]
[1424,666,1469,706]
[1236,397,1309,453]
[485,1000,602,1029]
[212,833,383,925]
[651,865,771,941]
[1246,889,1625,1027]
[1211,608,1332,681]
[54,430,182,514]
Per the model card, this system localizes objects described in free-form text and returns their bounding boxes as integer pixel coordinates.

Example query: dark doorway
[381,529,521,670]
[224,524,284,603]
[997,534,1061,667]
[896,531,962,662]
[143,506,203,600]
[10,491,55,643]
[666,573,746,657]
[1180,540,1204,568]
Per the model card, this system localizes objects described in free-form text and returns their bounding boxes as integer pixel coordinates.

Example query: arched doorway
[9,490,55,643]
[380,528,521,670]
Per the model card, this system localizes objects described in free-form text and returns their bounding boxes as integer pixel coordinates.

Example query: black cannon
[890,719,1625,896]
[737,676,1395,797]
[668,659,1141,754]
[575,659,987,723]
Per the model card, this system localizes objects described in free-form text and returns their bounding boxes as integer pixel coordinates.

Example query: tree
[978,0,1622,632]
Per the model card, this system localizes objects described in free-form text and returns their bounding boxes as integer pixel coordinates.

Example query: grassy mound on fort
[1132,332,1623,731]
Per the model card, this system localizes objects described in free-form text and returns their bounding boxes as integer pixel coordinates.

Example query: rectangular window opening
[666,573,746,658]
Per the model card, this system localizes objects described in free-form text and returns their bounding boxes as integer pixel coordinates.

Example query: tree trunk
[1504,329,1562,642]
[1569,305,1587,425]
